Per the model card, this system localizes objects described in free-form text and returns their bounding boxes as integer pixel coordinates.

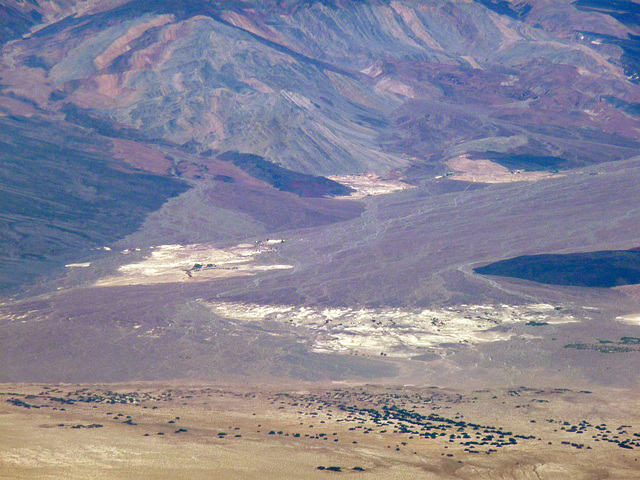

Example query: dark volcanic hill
[475,249,640,288]
[2,0,640,387]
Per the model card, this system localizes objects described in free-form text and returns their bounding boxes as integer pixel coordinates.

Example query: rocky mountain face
[3,0,640,173]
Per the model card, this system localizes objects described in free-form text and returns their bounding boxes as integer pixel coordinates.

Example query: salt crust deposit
[616,314,640,325]
[95,240,291,286]
[203,301,576,358]
[328,174,413,199]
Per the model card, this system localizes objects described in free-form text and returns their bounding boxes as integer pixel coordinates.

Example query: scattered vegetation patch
[564,338,640,353]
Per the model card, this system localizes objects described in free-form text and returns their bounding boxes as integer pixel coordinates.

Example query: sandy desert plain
[3,381,640,480]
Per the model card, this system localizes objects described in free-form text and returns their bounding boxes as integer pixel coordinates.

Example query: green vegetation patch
[564,338,640,353]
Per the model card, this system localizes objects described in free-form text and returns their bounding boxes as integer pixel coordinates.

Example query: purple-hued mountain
[2,0,640,386]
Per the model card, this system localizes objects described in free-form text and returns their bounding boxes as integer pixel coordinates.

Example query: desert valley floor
[3,382,640,479]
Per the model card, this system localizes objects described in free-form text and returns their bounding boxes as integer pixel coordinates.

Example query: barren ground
[2,382,640,479]
[94,240,291,287]
[445,156,565,184]
[327,174,414,198]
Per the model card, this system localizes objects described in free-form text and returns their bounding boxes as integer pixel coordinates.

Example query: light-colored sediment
[328,174,413,198]
[445,155,564,183]
[616,314,640,326]
[203,301,575,358]
[95,240,291,286]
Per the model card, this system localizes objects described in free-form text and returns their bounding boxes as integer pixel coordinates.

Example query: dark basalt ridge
[475,249,640,288]
[218,151,354,198]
